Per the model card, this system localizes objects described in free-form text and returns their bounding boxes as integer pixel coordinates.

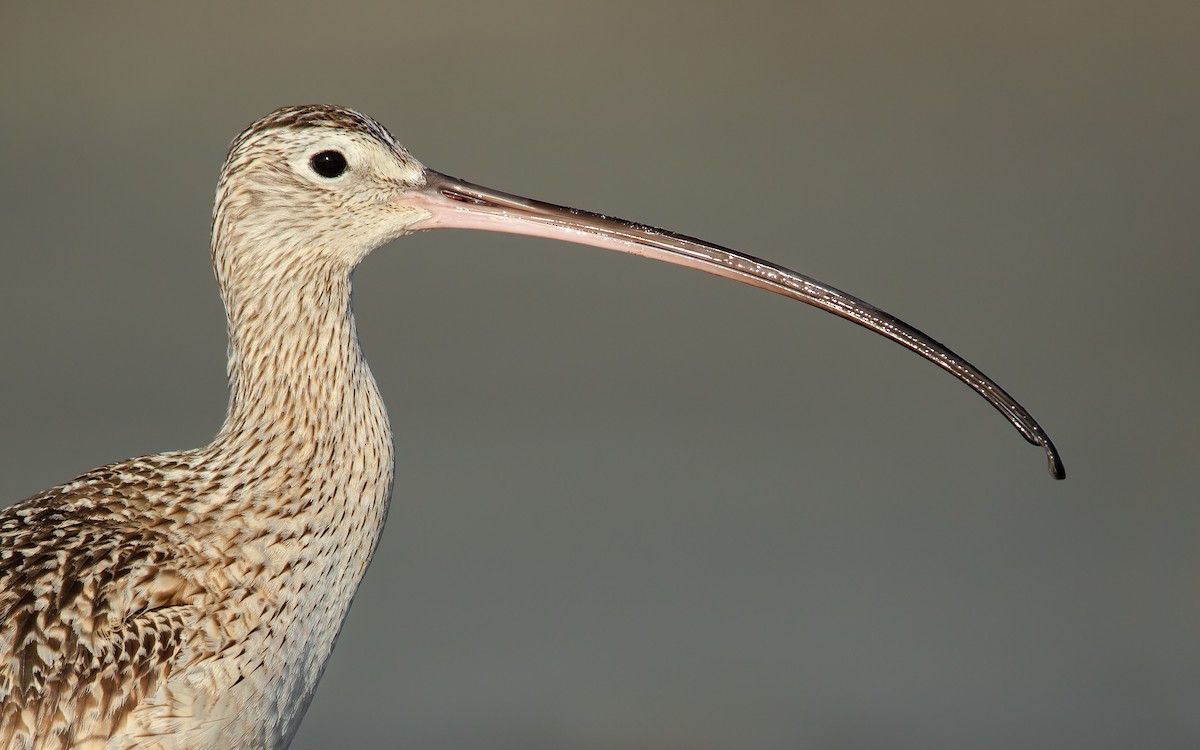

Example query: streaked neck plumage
[201,214,394,747]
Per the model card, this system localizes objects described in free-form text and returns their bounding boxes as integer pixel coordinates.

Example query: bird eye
[310,150,348,178]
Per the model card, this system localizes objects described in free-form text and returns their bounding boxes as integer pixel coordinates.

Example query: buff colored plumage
[1,106,402,749]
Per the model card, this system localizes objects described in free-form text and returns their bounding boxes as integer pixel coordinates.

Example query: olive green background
[2,2,1197,748]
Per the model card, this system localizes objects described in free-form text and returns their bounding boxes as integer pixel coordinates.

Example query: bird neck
[212,257,391,461]
[203,252,395,737]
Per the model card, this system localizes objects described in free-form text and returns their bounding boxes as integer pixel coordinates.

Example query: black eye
[310,150,347,178]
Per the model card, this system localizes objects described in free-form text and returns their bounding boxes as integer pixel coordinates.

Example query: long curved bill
[406,169,1064,480]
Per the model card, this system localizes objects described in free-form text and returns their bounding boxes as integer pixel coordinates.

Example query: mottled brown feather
[0,462,208,747]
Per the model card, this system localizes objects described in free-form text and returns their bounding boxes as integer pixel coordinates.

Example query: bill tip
[1046,443,1066,480]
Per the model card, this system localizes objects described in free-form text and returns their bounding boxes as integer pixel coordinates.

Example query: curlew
[0,105,1063,749]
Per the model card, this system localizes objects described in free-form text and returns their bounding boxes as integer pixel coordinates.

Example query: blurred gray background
[2,2,1197,748]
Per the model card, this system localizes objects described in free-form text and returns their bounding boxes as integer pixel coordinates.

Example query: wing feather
[0,484,202,749]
